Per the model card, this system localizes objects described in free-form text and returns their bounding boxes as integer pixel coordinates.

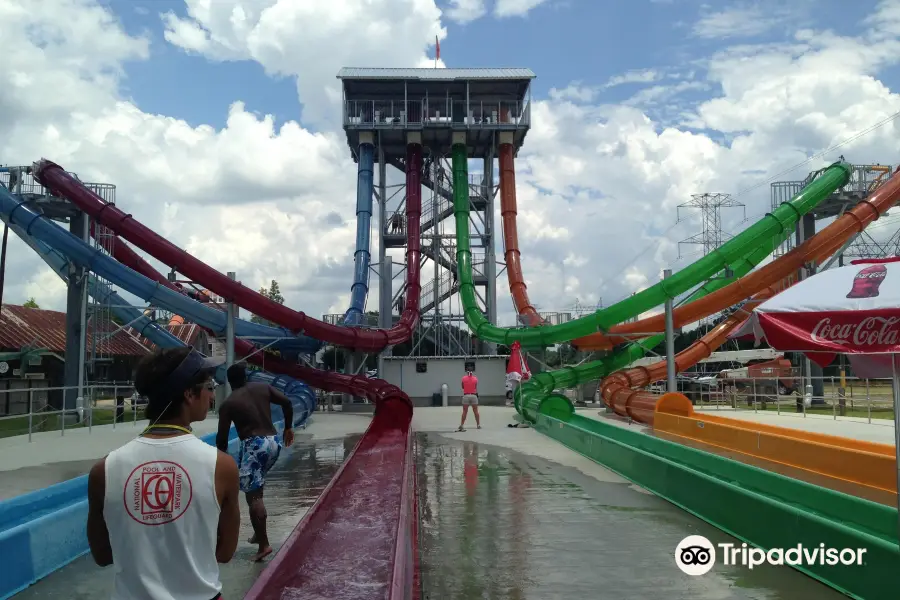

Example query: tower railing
[344,99,530,129]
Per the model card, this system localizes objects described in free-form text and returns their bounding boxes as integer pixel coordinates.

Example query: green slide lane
[515,227,794,422]
[451,144,851,347]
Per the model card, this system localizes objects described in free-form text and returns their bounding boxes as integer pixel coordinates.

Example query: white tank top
[103,434,222,600]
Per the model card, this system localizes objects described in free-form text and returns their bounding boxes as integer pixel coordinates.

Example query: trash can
[432,392,442,407]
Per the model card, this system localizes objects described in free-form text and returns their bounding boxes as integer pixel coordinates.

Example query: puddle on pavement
[10,430,854,599]
[12,434,361,599]
[415,433,846,600]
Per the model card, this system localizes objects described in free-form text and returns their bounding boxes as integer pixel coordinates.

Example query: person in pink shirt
[458,370,481,431]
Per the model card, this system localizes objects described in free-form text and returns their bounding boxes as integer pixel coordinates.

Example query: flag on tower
[435,35,440,62]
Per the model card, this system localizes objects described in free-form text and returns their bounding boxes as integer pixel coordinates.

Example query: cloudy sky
[3,0,900,329]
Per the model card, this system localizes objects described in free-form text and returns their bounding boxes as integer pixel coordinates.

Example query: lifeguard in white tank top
[86,348,241,600]
[104,433,222,600]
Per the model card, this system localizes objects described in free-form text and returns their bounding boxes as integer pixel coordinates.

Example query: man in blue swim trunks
[216,363,294,561]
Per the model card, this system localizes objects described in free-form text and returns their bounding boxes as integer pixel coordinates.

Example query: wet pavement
[415,433,845,600]
[12,434,361,599]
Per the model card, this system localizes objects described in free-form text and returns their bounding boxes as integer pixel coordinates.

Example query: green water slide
[451,144,851,347]
[515,230,794,422]
[451,144,850,420]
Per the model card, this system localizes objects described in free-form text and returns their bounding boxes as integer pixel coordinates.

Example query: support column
[376,136,390,377]
[483,140,497,355]
[221,272,236,411]
[796,214,824,401]
[63,211,88,413]
[664,269,676,392]
[378,256,393,375]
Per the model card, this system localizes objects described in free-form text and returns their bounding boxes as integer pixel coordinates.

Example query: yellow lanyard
[142,424,193,436]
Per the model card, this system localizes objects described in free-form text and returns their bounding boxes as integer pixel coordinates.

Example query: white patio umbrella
[747,257,900,537]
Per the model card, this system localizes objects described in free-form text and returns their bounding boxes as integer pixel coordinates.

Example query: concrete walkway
[0,412,374,501]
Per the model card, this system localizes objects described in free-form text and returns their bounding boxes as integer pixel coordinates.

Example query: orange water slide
[600,290,770,424]
[499,139,543,327]
[598,223,869,423]
[573,169,900,351]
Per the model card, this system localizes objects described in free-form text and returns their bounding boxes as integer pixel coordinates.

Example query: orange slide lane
[499,138,543,327]
[573,169,900,351]
[599,281,898,499]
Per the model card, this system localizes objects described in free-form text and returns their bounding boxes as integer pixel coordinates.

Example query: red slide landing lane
[33,147,423,353]
[243,417,412,600]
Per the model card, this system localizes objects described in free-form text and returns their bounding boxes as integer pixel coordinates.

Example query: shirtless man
[216,363,295,561]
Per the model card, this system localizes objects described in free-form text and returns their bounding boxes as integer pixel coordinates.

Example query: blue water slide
[0,187,320,354]
[340,141,375,326]
[1,211,316,418]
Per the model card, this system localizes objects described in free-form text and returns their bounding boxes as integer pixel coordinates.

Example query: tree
[23,297,39,309]
[250,280,285,325]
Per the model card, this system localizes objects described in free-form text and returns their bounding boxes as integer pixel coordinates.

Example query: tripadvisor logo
[675,535,867,575]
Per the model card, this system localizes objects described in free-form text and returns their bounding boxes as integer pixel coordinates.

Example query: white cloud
[445,0,487,24]
[692,3,805,40]
[493,0,550,18]
[5,0,900,343]
[160,0,445,128]
[604,69,661,88]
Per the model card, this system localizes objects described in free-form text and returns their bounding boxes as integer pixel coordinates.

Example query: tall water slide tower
[328,67,535,361]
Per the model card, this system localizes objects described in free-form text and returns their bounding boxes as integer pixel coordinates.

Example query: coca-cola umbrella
[748,257,900,538]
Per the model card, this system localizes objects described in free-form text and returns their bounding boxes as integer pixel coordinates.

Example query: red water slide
[102,172,419,598]
[32,147,424,353]
[499,142,542,327]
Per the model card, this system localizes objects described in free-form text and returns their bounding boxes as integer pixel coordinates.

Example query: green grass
[715,398,896,421]
[0,406,143,439]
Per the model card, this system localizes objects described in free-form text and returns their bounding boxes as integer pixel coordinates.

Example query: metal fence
[669,375,896,424]
[0,382,148,441]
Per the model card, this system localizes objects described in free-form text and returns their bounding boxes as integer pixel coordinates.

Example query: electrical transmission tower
[842,228,900,261]
[676,193,746,259]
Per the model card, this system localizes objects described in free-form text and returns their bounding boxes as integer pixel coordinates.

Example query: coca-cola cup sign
[846,264,887,299]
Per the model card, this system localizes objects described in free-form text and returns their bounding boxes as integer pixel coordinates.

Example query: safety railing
[321,313,380,328]
[662,375,895,423]
[0,383,145,441]
[344,99,530,129]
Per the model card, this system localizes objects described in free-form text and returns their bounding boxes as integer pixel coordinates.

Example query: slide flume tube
[0,190,324,353]
[572,167,900,351]
[516,166,900,421]
[100,225,322,356]
[0,187,412,418]
[499,141,542,327]
[5,214,317,415]
[341,141,375,326]
[452,144,850,346]
[33,152,423,353]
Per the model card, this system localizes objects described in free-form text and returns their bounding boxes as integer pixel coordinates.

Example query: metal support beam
[377,138,390,376]
[483,141,497,355]
[63,210,88,416]
[796,214,824,400]
[223,271,236,407]
[664,269,676,393]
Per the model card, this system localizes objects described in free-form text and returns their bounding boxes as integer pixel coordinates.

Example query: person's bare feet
[252,546,273,562]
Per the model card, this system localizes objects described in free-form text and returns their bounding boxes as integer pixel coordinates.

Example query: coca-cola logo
[855,271,886,279]
[810,316,900,346]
